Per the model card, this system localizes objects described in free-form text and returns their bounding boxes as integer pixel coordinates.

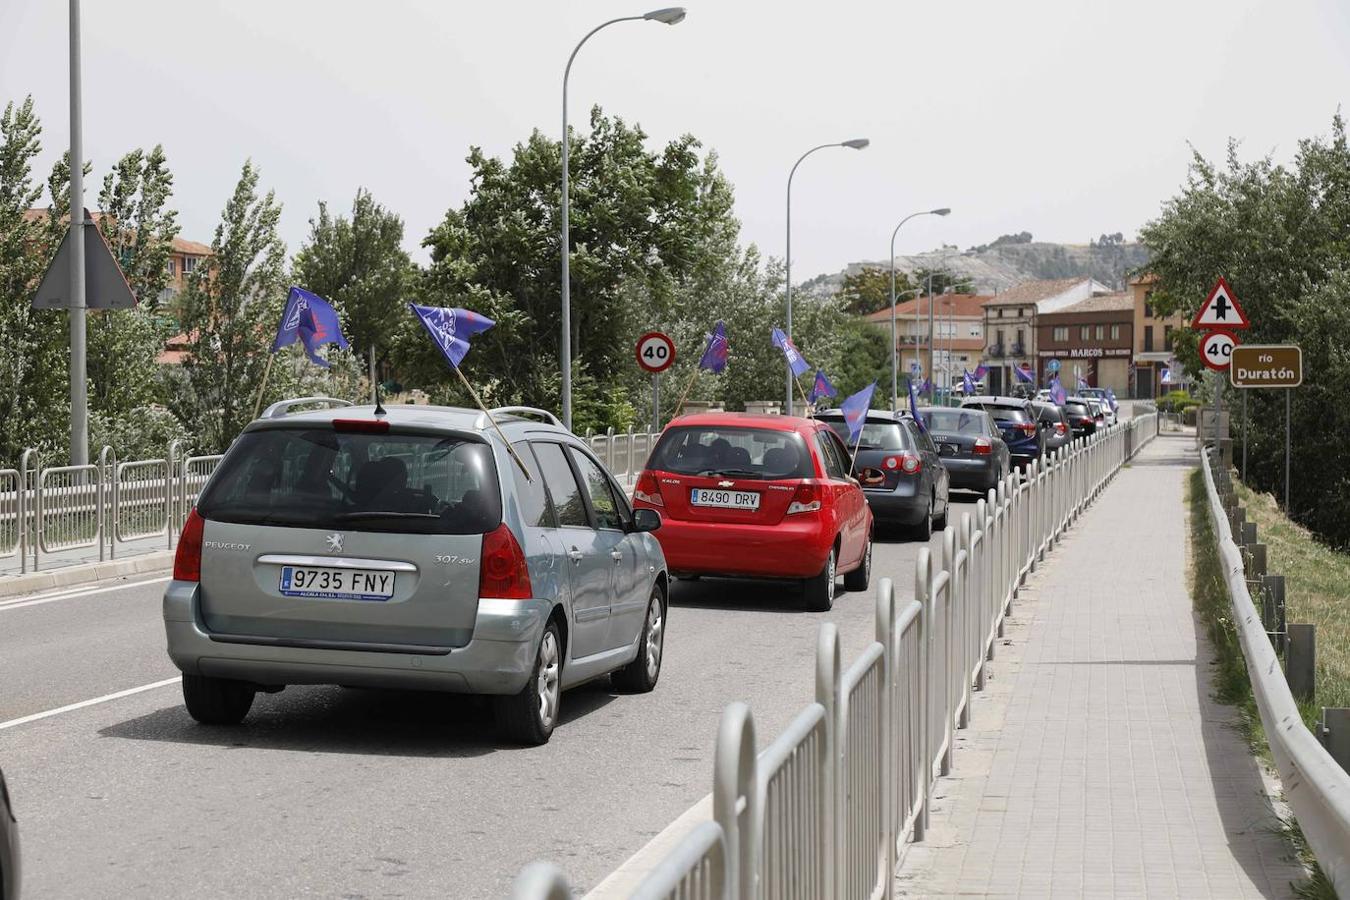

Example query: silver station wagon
[163,400,668,745]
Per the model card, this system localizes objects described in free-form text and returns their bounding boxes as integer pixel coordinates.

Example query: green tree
[1140,114,1350,546]
[292,188,412,378]
[86,146,179,420]
[911,266,967,297]
[407,107,741,428]
[0,97,69,463]
[837,266,915,316]
[167,160,288,452]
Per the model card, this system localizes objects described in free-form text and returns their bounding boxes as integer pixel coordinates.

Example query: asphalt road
[0,495,981,899]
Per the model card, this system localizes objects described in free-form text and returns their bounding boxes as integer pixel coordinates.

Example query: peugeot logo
[325,533,344,553]
[718,480,734,488]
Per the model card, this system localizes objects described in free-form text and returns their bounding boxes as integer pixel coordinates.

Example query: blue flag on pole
[1050,375,1068,406]
[962,369,976,395]
[840,382,877,442]
[273,286,350,367]
[699,321,729,373]
[1013,364,1034,385]
[907,376,925,429]
[1078,374,1090,390]
[409,303,495,368]
[973,364,989,380]
[771,327,811,377]
[1106,387,1118,412]
[809,370,837,405]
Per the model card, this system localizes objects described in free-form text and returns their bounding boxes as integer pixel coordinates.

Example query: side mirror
[631,507,662,533]
[858,467,886,487]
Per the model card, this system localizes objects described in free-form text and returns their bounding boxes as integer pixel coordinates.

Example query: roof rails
[476,406,563,430]
[260,397,354,419]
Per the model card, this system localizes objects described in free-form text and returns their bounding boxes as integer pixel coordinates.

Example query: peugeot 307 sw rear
[631,413,872,611]
[163,402,669,745]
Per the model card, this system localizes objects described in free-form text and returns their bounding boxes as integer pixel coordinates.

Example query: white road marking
[0,676,182,732]
[0,575,171,612]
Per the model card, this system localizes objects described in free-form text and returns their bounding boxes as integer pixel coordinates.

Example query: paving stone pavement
[896,434,1306,899]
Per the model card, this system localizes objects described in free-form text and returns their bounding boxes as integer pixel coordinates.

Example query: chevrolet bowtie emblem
[718,480,734,488]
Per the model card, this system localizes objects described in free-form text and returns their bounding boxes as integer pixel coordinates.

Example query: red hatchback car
[631,413,873,610]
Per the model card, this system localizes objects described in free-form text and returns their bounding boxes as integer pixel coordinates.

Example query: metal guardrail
[584,428,661,481]
[0,443,224,573]
[1201,447,1350,893]
[516,413,1159,899]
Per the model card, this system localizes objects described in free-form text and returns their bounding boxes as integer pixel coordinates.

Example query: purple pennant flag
[809,370,837,404]
[840,382,877,442]
[699,321,729,373]
[1050,375,1068,405]
[973,365,989,380]
[409,303,495,368]
[771,327,812,377]
[274,286,350,367]
[1014,364,1034,385]
[908,376,925,430]
[962,369,976,395]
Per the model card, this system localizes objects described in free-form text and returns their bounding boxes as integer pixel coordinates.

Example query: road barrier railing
[1201,446,1350,893]
[515,411,1158,900]
[0,442,225,573]
[585,427,662,482]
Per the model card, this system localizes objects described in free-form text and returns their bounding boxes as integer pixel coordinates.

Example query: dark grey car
[1030,401,1074,455]
[0,765,17,900]
[815,410,950,540]
[917,406,1011,494]
[164,401,669,745]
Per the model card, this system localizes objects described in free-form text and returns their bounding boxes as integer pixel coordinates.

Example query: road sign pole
[651,372,661,434]
[1242,388,1248,479]
[1285,387,1291,512]
[1213,371,1222,450]
[68,0,88,467]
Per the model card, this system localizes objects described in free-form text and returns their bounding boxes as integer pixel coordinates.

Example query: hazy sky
[4,0,1349,281]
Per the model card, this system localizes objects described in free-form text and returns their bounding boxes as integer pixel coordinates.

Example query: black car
[816,410,951,539]
[1030,401,1074,455]
[917,406,1010,494]
[0,766,18,900]
[959,396,1046,471]
[1062,399,1097,438]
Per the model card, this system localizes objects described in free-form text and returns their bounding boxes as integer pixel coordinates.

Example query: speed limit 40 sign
[635,331,676,373]
[1200,330,1239,371]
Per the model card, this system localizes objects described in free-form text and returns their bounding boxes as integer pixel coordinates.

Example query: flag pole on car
[254,286,352,419]
[675,320,729,416]
[408,303,534,481]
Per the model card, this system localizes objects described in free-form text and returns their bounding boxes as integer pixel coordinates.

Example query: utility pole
[68,0,88,466]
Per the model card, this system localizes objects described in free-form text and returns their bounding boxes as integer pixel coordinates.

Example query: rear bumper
[655,517,831,579]
[941,456,1000,490]
[163,581,548,695]
[861,488,929,525]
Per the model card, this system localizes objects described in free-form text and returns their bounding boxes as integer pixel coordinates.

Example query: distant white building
[980,277,1113,394]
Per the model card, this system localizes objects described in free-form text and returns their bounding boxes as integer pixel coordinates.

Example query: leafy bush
[90,405,190,461]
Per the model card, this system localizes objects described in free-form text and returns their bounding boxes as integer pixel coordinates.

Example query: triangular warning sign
[31,209,138,311]
[1191,276,1250,330]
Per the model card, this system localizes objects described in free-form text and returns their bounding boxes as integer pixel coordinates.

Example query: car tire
[843,533,872,592]
[182,674,256,725]
[496,621,562,746]
[612,585,665,694]
[933,492,948,532]
[912,496,933,541]
[803,546,837,612]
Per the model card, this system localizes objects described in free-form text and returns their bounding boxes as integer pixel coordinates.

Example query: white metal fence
[514,413,1159,899]
[0,442,224,573]
[586,427,662,482]
[1201,446,1350,893]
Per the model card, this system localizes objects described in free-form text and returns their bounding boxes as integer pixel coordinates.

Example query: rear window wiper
[696,468,765,478]
[335,511,439,521]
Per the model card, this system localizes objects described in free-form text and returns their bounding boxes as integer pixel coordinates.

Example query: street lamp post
[560,7,686,431]
[942,280,976,398]
[785,138,869,415]
[889,208,949,409]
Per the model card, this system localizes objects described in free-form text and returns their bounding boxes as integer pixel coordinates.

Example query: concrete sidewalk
[898,434,1305,899]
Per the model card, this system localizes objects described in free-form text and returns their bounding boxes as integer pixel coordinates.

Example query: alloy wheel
[536,630,561,728]
[644,598,664,681]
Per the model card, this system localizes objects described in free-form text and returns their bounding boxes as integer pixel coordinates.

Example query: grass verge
[1186,469,1335,899]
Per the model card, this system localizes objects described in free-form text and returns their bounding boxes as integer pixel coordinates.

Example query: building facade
[1034,293,1134,393]
[1128,273,1189,397]
[980,277,1113,393]
[864,294,990,395]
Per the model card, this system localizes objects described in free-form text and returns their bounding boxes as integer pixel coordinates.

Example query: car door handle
[567,548,584,563]
[611,550,623,564]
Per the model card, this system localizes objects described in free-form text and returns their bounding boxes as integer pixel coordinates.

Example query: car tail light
[973,438,992,455]
[1055,422,1068,436]
[883,456,901,470]
[333,418,390,433]
[900,452,922,474]
[174,509,204,582]
[633,470,664,507]
[1079,416,1094,426]
[787,482,822,515]
[479,523,533,599]
[1016,422,1037,437]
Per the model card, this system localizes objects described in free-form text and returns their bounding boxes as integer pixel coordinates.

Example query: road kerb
[0,551,173,600]
[584,794,713,898]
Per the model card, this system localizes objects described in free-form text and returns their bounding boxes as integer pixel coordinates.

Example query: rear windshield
[197,427,502,534]
[820,419,909,451]
[1032,404,1063,423]
[1064,402,1090,416]
[649,425,814,479]
[963,403,1029,425]
[921,409,987,435]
